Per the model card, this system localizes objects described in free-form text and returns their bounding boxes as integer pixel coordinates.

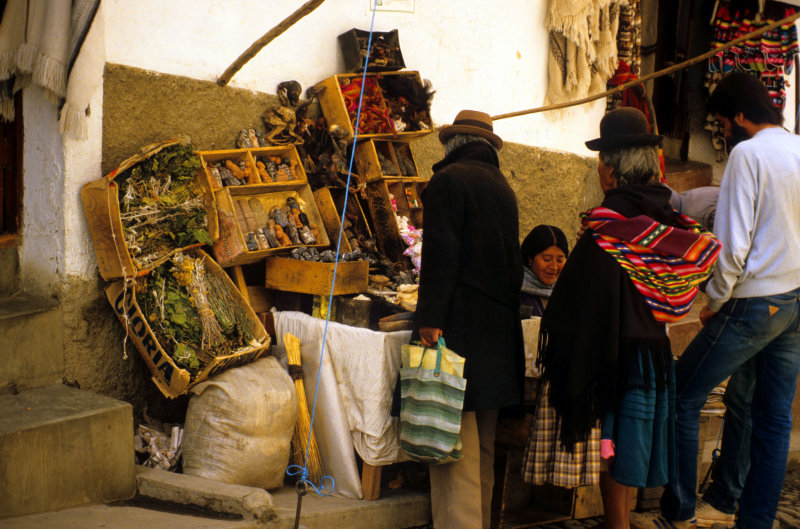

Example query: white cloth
[274,311,412,469]
[705,127,800,311]
[0,0,103,139]
[545,0,628,105]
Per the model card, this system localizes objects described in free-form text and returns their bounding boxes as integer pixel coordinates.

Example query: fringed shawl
[545,0,628,105]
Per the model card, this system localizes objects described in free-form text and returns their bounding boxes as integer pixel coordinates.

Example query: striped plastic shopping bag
[399,336,467,464]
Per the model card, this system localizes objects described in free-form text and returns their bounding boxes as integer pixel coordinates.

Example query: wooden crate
[211,183,330,267]
[105,249,270,398]
[313,186,375,255]
[82,140,217,281]
[363,177,427,266]
[197,145,307,192]
[355,139,419,181]
[313,71,433,143]
[264,256,369,296]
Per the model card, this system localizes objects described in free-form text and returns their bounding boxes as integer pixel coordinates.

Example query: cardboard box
[355,139,419,181]
[313,71,433,143]
[197,146,308,191]
[82,140,217,281]
[105,249,270,398]
[211,183,330,267]
[264,256,369,296]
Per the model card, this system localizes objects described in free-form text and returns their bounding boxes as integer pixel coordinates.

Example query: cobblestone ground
[409,468,800,529]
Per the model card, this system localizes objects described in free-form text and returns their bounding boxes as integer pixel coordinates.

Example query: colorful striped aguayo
[399,339,467,464]
[583,207,722,323]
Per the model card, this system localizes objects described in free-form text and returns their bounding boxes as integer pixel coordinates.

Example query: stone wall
[75,64,599,415]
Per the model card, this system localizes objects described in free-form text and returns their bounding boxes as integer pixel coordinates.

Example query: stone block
[0,384,136,518]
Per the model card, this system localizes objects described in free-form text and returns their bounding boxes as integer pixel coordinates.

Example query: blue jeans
[701,359,755,514]
[660,288,800,529]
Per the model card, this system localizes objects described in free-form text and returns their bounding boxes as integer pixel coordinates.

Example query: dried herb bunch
[118,143,211,268]
[137,253,258,375]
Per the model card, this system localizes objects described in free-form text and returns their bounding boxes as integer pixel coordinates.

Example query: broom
[284,333,324,484]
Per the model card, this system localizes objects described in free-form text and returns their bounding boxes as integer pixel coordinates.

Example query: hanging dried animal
[262,80,305,145]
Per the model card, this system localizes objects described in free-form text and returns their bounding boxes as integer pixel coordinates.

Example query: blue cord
[288,0,380,498]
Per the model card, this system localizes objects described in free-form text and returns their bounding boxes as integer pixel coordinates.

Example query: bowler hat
[439,110,503,150]
[585,107,663,151]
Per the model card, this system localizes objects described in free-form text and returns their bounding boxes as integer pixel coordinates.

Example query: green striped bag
[399,337,467,464]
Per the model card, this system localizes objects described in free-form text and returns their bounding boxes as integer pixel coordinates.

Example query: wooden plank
[246,285,274,313]
[0,233,18,249]
[264,256,368,296]
[312,187,352,253]
[361,463,382,501]
[231,265,250,304]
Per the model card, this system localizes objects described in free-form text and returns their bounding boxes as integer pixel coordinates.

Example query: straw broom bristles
[284,333,324,483]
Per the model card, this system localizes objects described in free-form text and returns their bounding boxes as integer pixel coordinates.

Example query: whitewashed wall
[42,0,605,281]
[102,0,605,154]
[45,1,798,282]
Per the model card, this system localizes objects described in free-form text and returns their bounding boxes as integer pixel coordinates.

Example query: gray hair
[599,145,660,186]
[444,134,496,155]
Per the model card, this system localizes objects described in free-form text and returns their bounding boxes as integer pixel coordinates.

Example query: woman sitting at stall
[520,224,568,318]
[530,108,720,529]
[521,223,602,493]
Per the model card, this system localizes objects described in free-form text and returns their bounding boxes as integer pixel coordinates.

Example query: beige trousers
[429,409,499,529]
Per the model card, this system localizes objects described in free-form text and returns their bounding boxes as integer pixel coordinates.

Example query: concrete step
[664,158,713,192]
[0,384,136,519]
[0,293,63,391]
[1,466,431,529]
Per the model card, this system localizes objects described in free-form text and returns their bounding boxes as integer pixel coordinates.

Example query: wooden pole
[217,0,328,87]
[492,10,800,121]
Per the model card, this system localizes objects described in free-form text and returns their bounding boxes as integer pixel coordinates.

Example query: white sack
[182,356,297,490]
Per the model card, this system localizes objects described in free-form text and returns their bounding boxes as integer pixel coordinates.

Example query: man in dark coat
[415,109,524,529]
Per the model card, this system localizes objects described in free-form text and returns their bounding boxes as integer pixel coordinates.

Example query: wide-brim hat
[585,107,663,151]
[438,110,503,150]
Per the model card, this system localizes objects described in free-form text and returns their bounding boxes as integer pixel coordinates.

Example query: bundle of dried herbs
[118,142,211,268]
[137,253,258,375]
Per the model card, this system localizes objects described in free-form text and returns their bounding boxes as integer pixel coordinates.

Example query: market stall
[81,27,434,504]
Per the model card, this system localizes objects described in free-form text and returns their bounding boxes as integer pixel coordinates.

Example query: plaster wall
[18,87,65,298]
[102,0,605,157]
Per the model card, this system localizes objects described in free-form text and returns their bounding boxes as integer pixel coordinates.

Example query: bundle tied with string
[284,333,324,484]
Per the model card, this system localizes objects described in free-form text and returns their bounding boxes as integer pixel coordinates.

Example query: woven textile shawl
[545,0,627,104]
[583,207,721,323]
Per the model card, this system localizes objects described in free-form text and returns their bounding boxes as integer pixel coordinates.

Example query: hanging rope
[492,9,800,121]
[287,2,380,527]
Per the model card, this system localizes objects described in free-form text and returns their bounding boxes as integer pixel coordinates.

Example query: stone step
[664,158,713,192]
[0,384,136,519]
[0,293,63,391]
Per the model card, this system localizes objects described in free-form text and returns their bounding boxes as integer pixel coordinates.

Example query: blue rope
[287,0,380,499]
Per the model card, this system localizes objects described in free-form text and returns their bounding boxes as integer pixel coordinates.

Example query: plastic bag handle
[417,336,446,376]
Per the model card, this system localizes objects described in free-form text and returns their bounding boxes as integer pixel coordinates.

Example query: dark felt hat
[439,109,503,150]
[585,107,663,151]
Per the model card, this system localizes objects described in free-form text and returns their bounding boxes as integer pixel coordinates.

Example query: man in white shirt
[646,73,800,529]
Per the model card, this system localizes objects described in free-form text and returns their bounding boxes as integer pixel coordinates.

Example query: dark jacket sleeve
[415,172,464,329]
